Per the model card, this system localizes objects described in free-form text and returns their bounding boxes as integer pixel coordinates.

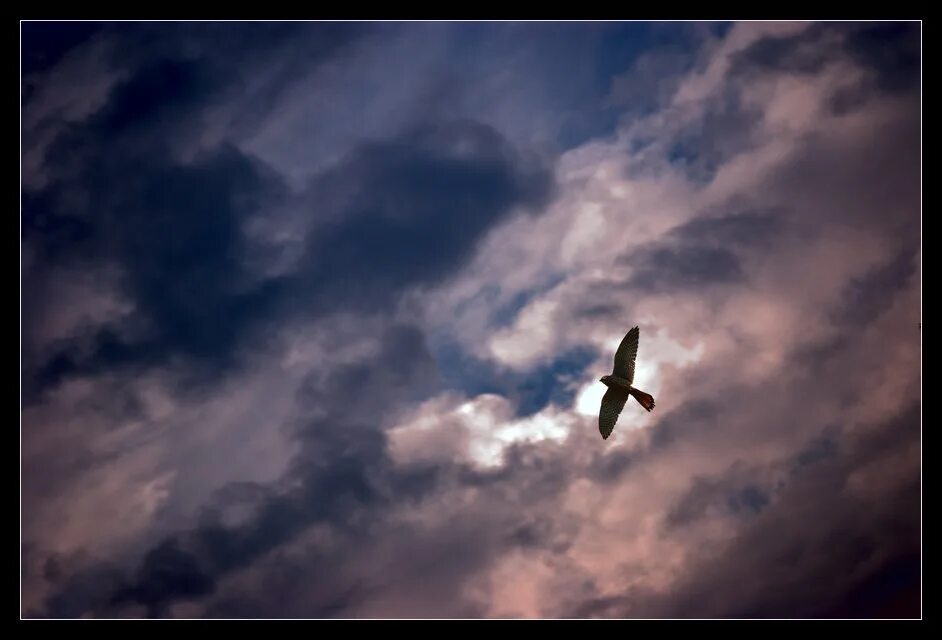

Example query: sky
[21,21,921,619]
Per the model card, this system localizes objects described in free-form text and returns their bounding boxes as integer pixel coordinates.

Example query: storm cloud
[22,21,920,619]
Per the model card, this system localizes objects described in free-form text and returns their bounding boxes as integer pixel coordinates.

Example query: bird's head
[600,375,610,384]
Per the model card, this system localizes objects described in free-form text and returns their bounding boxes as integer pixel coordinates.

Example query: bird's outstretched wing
[599,386,630,440]
[612,326,640,383]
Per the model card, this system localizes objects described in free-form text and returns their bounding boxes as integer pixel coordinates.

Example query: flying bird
[598,326,655,440]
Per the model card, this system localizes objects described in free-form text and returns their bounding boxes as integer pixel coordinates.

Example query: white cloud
[389,393,574,469]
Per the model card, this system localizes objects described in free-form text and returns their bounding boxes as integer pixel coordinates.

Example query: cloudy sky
[21,21,921,619]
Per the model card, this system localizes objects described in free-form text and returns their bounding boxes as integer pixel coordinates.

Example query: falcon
[598,326,655,440]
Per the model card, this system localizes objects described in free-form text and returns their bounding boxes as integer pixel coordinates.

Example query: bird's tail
[629,388,655,412]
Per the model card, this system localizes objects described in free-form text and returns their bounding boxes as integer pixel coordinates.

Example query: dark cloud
[670,210,783,248]
[619,211,784,293]
[556,394,919,619]
[53,322,597,619]
[23,48,555,399]
[625,244,745,291]
[666,462,773,528]
[111,539,215,618]
[22,24,366,398]
[287,120,554,315]
[21,21,105,79]
[835,249,919,330]
[610,49,695,116]
[22,22,367,129]
[732,22,920,115]
[766,112,919,242]
[665,94,764,183]
[43,562,126,618]
[647,399,724,451]
[790,431,840,473]
[818,551,920,618]
[24,22,561,619]
[731,23,839,77]
[22,143,289,400]
[655,406,920,619]
[574,303,624,319]
[840,22,921,95]
[41,323,444,617]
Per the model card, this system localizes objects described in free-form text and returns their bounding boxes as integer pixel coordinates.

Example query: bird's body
[600,374,632,390]
[598,326,655,440]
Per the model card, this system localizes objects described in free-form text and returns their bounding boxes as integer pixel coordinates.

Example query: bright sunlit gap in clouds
[389,393,574,470]
[575,327,705,431]
[466,404,572,468]
[440,327,704,465]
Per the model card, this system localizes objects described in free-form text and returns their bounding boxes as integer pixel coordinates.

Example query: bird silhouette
[598,326,655,440]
